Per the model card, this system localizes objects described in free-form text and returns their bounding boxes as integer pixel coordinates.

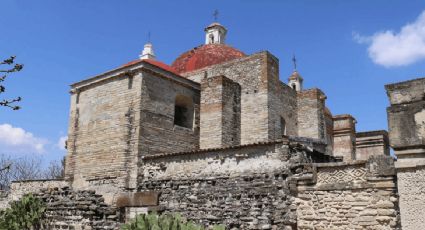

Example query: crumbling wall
[0,180,68,210]
[296,157,400,229]
[139,141,328,229]
[140,142,291,229]
[36,186,120,230]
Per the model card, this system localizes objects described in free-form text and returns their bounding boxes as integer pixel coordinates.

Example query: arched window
[174,95,194,129]
[280,117,286,137]
[209,34,215,44]
[292,84,297,90]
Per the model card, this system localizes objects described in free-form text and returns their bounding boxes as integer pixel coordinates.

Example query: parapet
[355,130,390,160]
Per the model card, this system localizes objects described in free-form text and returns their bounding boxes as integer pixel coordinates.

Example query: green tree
[0,56,23,110]
[0,194,46,230]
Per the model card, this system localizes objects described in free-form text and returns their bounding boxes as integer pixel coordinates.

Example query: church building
[61,20,396,229]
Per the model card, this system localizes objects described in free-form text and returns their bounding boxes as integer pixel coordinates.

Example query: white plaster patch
[414,109,425,138]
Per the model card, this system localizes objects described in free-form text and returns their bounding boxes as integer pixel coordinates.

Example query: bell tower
[205,10,227,45]
[288,55,303,91]
[139,42,156,60]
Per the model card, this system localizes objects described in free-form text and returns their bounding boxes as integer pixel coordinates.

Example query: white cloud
[0,123,48,154]
[57,136,67,151]
[354,10,425,67]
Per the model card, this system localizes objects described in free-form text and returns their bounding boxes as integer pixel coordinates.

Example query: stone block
[115,192,159,208]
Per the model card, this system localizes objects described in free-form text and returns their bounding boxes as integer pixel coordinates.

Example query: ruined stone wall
[184,52,272,145]
[139,141,312,229]
[296,158,399,230]
[35,187,120,230]
[396,166,425,230]
[297,89,327,141]
[139,71,200,155]
[66,72,143,196]
[0,180,68,209]
[200,75,241,149]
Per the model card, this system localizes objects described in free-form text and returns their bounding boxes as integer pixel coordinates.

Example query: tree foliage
[0,55,23,110]
[0,194,46,230]
[122,213,225,230]
[0,155,64,190]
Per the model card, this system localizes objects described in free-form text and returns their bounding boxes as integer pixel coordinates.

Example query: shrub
[121,212,225,230]
[0,194,46,230]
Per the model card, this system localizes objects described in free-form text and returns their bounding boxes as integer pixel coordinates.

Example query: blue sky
[1,0,425,165]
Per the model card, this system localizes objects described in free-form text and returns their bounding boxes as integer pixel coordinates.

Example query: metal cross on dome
[213,10,219,21]
[292,54,297,70]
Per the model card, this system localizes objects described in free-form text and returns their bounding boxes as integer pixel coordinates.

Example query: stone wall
[200,75,241,149]
[396,166,425,230]
[66,62,200,203]
[35,186,120,230]
[332,114,356,161]
[355,130,390,161]
[184,52,275,145]
[139,140,331,229]
[0,180,68,209]
[386,77,425,230]
[268,62,298,139]
[296,157,400,229]
[140,71,200,155]
[297,89,327,142]
[66,70,143,194]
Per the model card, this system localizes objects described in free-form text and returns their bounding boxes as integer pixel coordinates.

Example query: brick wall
[139,71,200,155]
[184,52,273,145]
[200,75,241,148]
[66,72,142,194]
[267,54,298,139]
[297,89,327,141]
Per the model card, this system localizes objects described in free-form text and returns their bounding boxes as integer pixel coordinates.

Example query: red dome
[171,44,246,74]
